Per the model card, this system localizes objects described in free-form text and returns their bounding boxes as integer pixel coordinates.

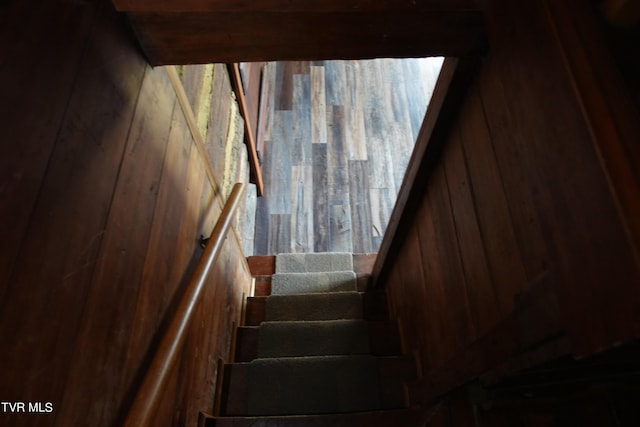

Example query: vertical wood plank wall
[0,1,251,426]
[381,0,640,401]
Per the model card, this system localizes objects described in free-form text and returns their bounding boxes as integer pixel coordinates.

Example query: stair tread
[271,271,358,295]
[224,253,410,421]
[257,319,370,358]
[275,252,354,273]
[204,408,426,427]
[221,356,415,416]
[235,320,403,362]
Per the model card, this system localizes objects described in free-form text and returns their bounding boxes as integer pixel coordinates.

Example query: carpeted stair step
[235,320,403,362]
[275,252,354,273]
[221,355,416,416]
[244,291,389,326]
[271,271,357,295]
[202,408,427,427]
[247,355,380,415]
[257,319,370,358]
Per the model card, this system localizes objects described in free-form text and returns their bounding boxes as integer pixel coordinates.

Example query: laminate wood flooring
[254,58,443,255]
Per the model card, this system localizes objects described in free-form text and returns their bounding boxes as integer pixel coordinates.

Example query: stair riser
[247,254,377,277]
[244,292,389,326]
[220,357,416,416]
[203,408,426,427]
[235,321,403,362]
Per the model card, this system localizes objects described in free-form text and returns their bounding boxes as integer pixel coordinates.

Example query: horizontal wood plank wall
[378,0,640,404]
[126,10,485,65]
[0,1,251,426]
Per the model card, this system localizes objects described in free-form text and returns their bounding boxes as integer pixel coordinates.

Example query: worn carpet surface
[247,252,381,416]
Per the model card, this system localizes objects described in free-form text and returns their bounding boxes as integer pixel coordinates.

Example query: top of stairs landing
[275,252,354,273]
[248,253,377,293]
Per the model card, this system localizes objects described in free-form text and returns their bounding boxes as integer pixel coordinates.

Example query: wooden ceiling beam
[114,0,476,13]
[129,10,486,65]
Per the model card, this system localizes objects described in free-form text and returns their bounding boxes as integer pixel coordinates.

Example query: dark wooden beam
[114,0,475,13]
[128,10,486,65]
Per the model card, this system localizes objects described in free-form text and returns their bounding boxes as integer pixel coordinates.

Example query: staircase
[204,253,423,426]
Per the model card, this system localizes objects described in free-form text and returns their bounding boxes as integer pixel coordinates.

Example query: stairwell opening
[249,58,444,256]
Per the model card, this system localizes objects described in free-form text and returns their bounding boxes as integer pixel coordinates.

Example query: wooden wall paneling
[476,63,550,292]
[393,227,431,368]
[402,59,434,142]
[114,0,476,13]
[428,163,476,359]
[275,62,294,110]
[328,106,354,253]
[349,160,374,254]
[180,64,208,118]
[312,143,330,252]
[386,60,417,194]
[267,110,294,214]
[205,64,232,187]
[268,214,291,254]
[127,11,485,65]
[0,5,145,427]
[290,165,314,252]
[54,67,176,427]
[310,65,327,144]
[373,57,482,288]
[458,87,527,317]
[150,358,182,425]
[412,190,455,370]
[0,0,99,296]
[363,63,395,192]
[119,92,199,409]
[173,237,251,426]
[168,142,211,427]
[545,0,640,272]
[292,73,312,165]
[443,127,500,336]
[324,61,347,107]
[481,0,640,357]
[344,62,368,161]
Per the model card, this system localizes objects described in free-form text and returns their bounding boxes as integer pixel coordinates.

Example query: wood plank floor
[253,58,443,255]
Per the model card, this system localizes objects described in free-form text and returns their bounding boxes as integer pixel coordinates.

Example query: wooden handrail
[227,63,264,196]
[123,182,246,427]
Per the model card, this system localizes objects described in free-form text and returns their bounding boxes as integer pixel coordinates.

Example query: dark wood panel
[128,11,485,65]
[0,0,99,296]
[428,164,476,356]
[458,87,527,316]
[444,129,499,335]
[0,4,144,427]
[115,0,475,13]
[481,0,640,357]
[54,66,176,427]
[378,0,640,406]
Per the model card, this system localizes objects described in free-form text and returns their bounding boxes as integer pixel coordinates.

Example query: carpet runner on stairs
[215,252,416,425]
